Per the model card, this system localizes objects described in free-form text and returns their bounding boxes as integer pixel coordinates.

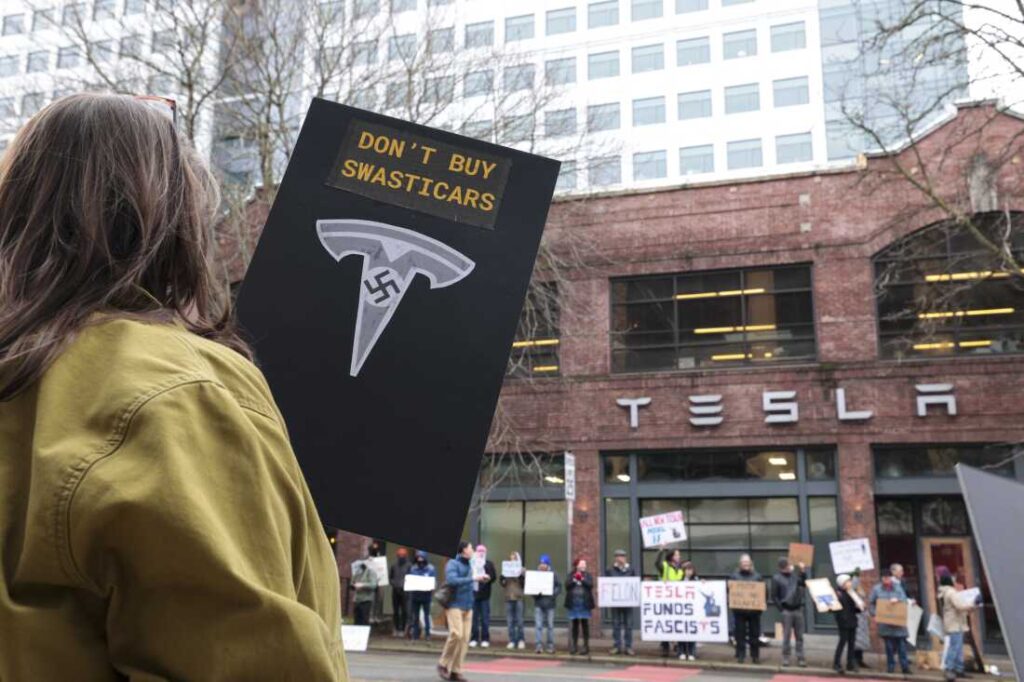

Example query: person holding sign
[500,552,526,650]
[531,556,562,654]
[565,558,596,656]
[351,561,379,626]
[938,573,978,680]
[468,546,496,649]
[438,542,487,682]
[605,549,637,656]
[408,552,436,641]
[680,561,701,661]
[869,571,912,675]
[833,574,864,673]
[730,554,764,664]
[771,557,808,668]
[655,547,686,659]
[390,548,412,636]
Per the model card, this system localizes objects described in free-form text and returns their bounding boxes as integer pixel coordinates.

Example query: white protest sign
[599,576,641,608]
[640,510,687,548]
[404,574,436,592]
[351,556,388,583]
[502,560,523,578]
[906,602,924,647]
[640,580,728,643]
[524,570,554,596]
[341,625,371,652]
[957,587,981,608]
[471,557,486,578]
[829,538,875,574]
[564,452,576,501]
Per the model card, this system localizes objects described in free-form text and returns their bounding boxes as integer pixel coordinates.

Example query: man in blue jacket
[439,542,487,681]
[408,551,436,641]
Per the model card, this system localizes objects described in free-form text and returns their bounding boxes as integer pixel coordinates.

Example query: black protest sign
[236,99,560,556]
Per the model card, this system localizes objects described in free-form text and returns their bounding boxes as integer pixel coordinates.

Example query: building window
[679,144,714,175]
[545,108,576,137]
[509,284,561,377]
[556,161,577,191]
[611,265,814,371]
[722,0,754,5]
[678,90,712,120]
[505,14,535,42]
[874,212,1024,358]
[124,0,145,13]
[776,132,812,163]
[773,76,810,107]
[0,97,15,117]
[632,96,665,126]
[771,21,806,52]
[589,155,621,186]
[388,34,416,61]
[120,35,143,59]
[423,75,454,103]
[502,64,534,92]
[724,83,759,114]
[465,21,494,48]
[427,0,451,5]
[0,55,18,78]
[820,6,858,47]
[727,138,762,169]
[391,0,416,11]
[152,29,175,54]
[352,40,378,66]
[464,70,493,97]
[676,36,710,66]
[676,0,707,12]
[385,81,410,110]
[2,14,25,35]
[588,0,618,27]
[32,9,55,31]
[27,51,49,74]
[462,119,492,140]
[22,92,46,117]
[631,44,664,73]
[500,114,534,144]
[546,7,576,35]
[633,150,667,180]
[723,29,757,59]
[588,50,619,79]
[632,0,662,22]
[94,0,116,20]
[426,28,453,53]
[92,40,115,63]
[349,87,376,110]
[545,57,576,85]
[353,0,378,19]
[587,102,620,131]
[874,445,1015,479]
[57,46,81,70]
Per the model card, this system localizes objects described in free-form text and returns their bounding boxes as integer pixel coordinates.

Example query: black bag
[434,583,456,608]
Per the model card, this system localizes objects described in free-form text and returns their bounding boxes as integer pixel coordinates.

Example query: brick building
[325,103,1023,649]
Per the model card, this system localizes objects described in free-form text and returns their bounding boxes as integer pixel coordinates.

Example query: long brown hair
[0,93,249,400]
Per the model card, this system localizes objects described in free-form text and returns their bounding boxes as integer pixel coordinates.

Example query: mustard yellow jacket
[0,317,348,681]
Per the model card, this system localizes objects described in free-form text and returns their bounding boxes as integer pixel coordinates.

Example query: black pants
[571,619,590,649]
[835,627,857,669]
[733,612,761,661]
[391,588,407,632]
[354,601,372,625]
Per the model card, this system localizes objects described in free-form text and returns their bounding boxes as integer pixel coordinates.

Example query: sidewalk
[366,626,1016,681]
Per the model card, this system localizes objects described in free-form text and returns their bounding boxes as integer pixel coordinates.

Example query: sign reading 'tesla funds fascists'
[640,511,687,548]
[640,581,729,643]
[236,100,560,556]
[598,577,642,608]
[829,538,875,574]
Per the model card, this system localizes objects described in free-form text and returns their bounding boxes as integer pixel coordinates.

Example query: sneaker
[610,648,620,656]
[798,659,807,668]
[688,655,695,661]
[751,657,760,665]
[437,664,450,680]
[517,641,525,650]
[535,645,543,654]
[678,654,687,660]
[469,641,478,648]
[626,648,636,656]
[546,645,556,654]
[507,643,515,650]
[480,642,489,648]
[783,658,791,667]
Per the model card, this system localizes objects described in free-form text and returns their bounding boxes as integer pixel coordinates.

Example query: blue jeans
[884,636,910,672]
[410,599,431,640]
[611,608,632,649]
[535,606,555,648]
[943,632,965,673]
[471,598,490,642]
[506,600,525,644]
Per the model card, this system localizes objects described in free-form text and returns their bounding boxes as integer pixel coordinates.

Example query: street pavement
[346,651,895,682]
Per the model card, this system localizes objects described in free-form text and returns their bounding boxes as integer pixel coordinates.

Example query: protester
[939,574,977,681]
[533,555,562,654]
[468,545,496,648]
[408,551,436,641]
[500,551,526,650]
[730,554,763,664]
[655,546,685,658]
[852,576,871,669]
[390,548,411,636]
[869,571,912,675]
[565,558,595,655]
[679,561,700,661]
[833,574,863,673]
[606,549,636,656]
[352,560,379,626]
[438,542,487,682]
[0,94,346,679]
[771,557,808,667]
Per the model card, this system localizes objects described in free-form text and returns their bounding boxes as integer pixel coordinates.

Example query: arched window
[874,211,1024,359]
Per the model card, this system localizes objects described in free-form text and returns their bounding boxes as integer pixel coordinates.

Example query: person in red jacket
[565,558,595,655]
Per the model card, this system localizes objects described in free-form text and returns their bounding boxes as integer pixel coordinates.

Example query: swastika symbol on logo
[363,267,403,305]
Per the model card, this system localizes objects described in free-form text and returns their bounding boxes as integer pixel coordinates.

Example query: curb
[365,642,952,681]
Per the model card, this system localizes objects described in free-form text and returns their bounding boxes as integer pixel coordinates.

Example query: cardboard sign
[728,580,767,611]
[807,578,842,613]
[876,599,909,626]
[236,100,560,556]
[829,538,875,574]
[640,511,687,548]
[598,577,641,608]
[404,574,436,592]
[640,580,728,643]
[788,543,815,568]
[341,625,371,652]
[524,570,554,596]
[502,561,523,578]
